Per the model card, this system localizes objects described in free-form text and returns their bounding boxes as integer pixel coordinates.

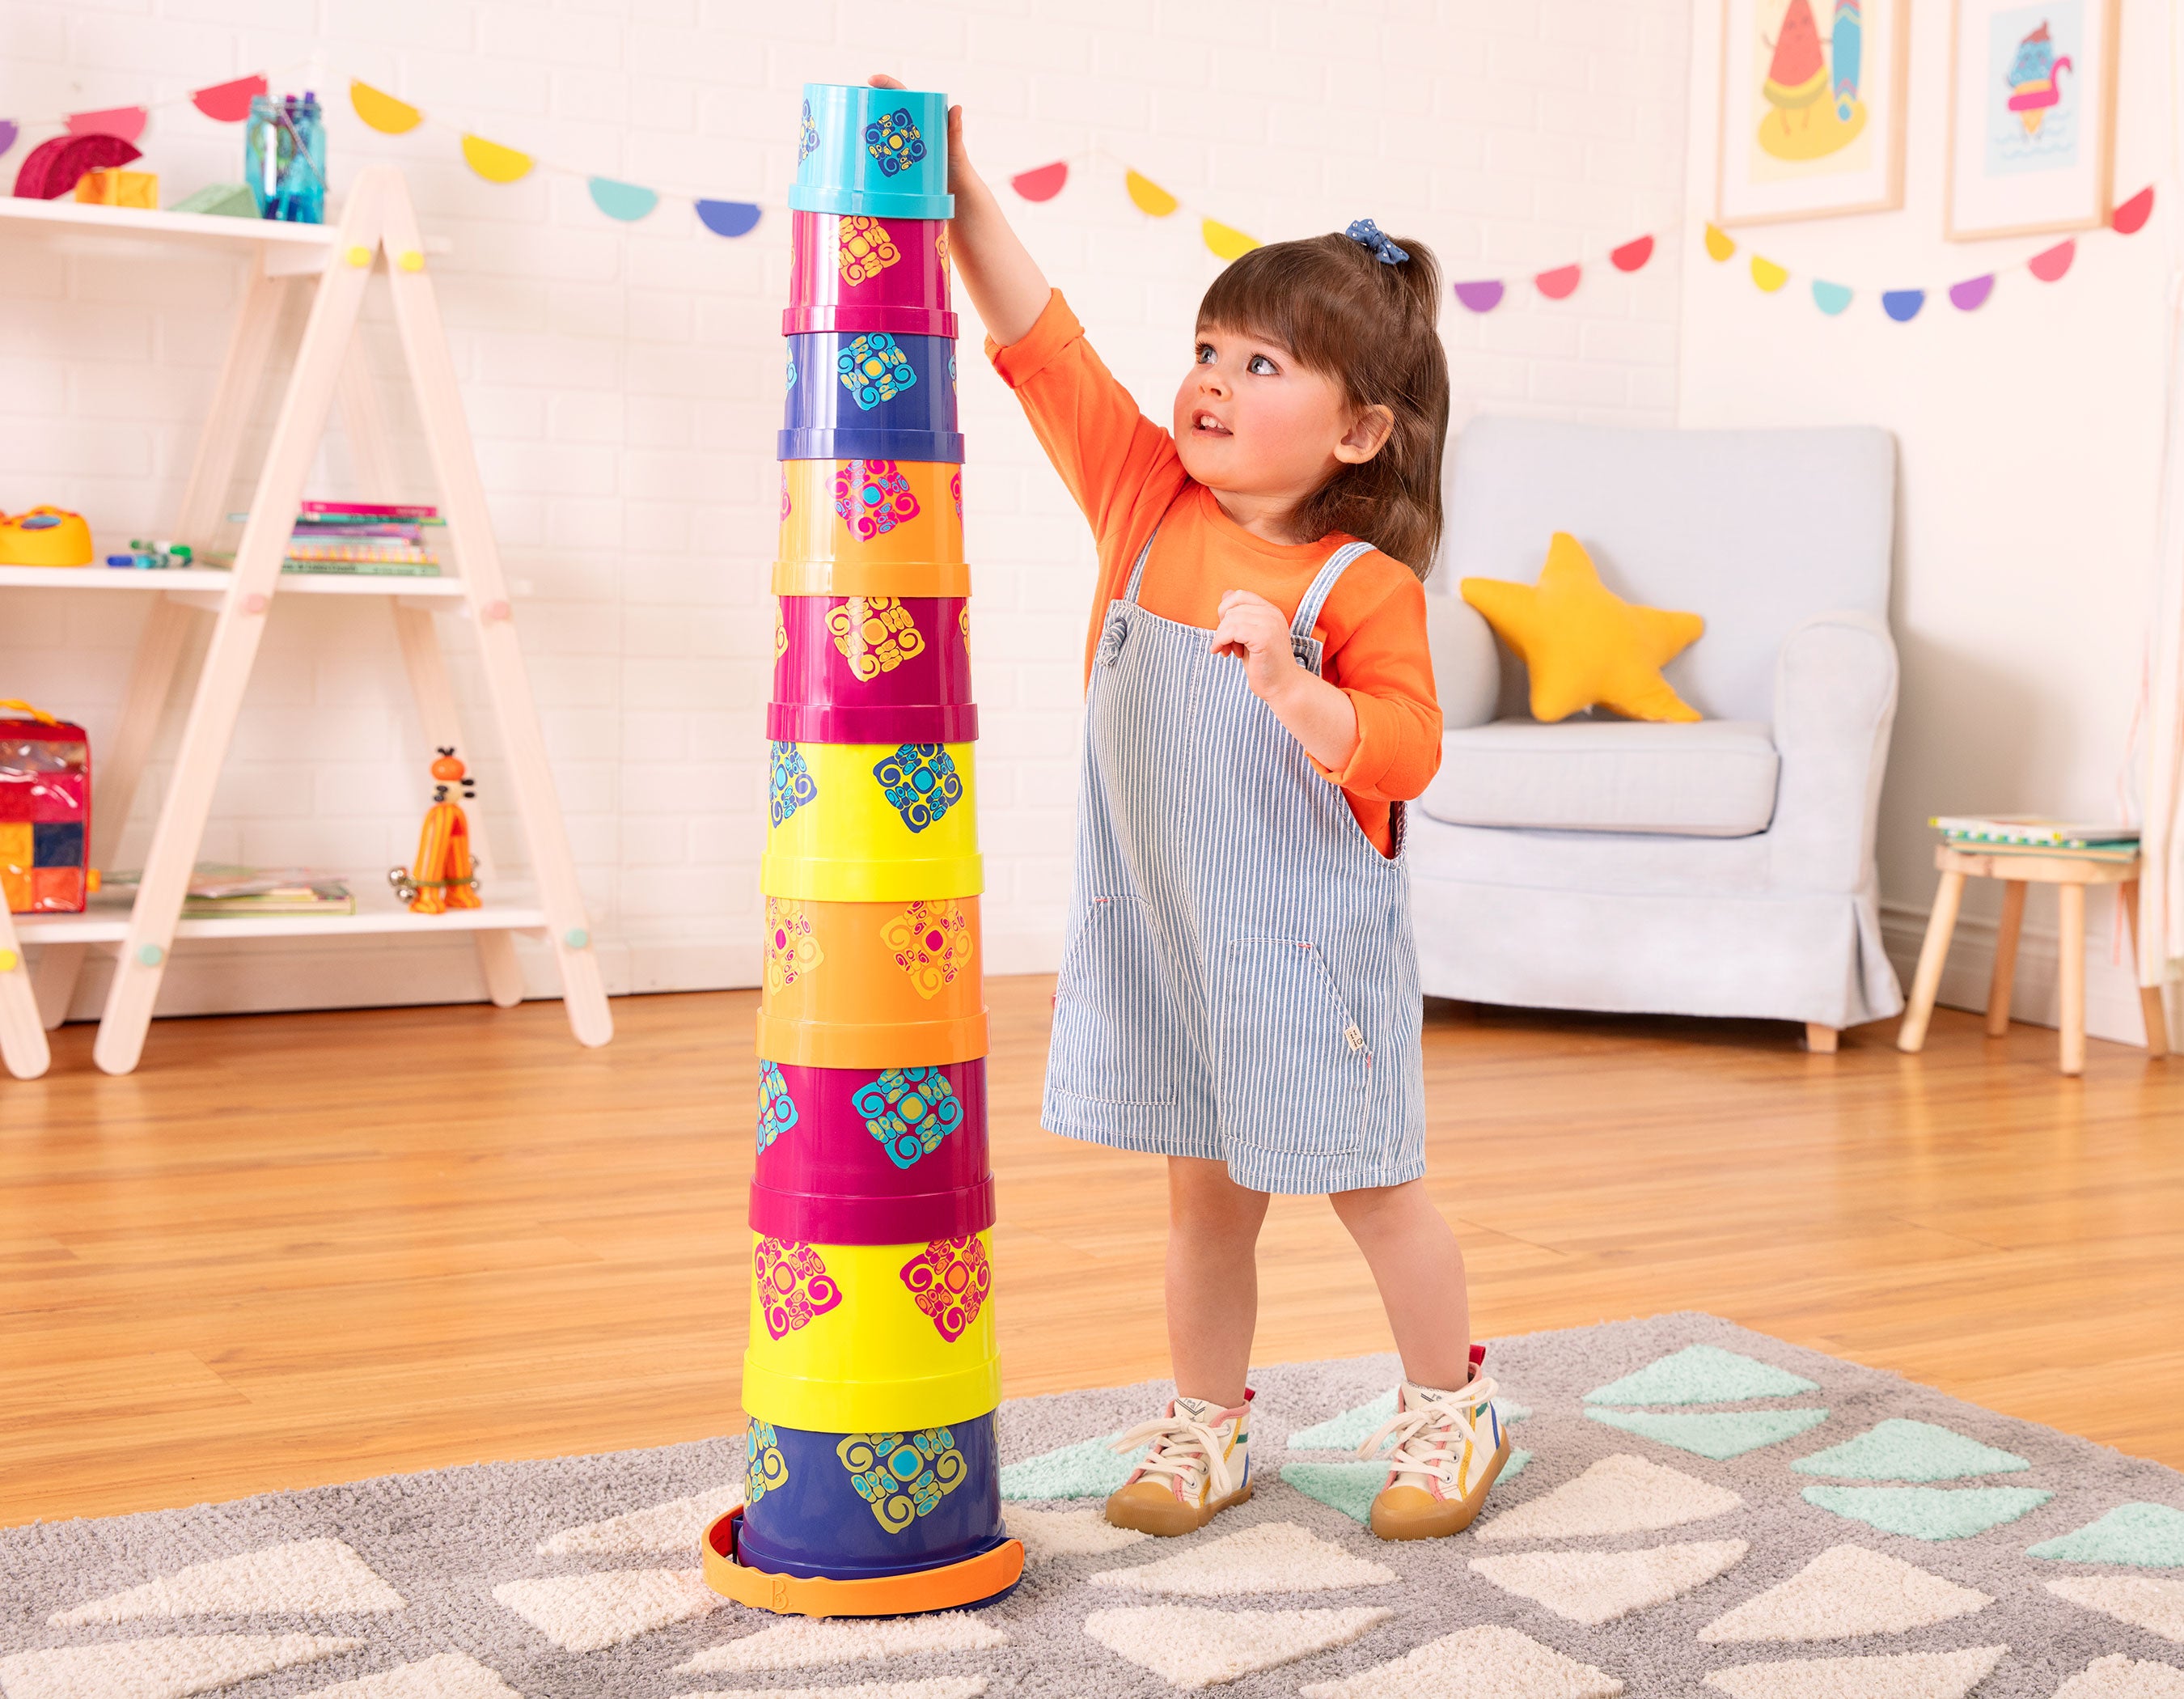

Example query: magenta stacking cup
[770,593,975,745]
[754,1060,991,1244]
[785,211,954,340]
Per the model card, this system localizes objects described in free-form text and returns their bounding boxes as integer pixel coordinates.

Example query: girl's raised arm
[870,75,1048,346]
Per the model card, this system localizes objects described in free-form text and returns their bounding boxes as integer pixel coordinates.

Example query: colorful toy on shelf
[11,133,142,200]
[388,748,480,914]
[1,702,93,914]
[705,81,1021,1621]
[74,167,159,209]
[0,508,95,568]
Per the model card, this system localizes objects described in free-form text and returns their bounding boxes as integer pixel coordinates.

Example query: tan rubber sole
[1369,1432,1514,1540]
[1104,1480,1254,1537]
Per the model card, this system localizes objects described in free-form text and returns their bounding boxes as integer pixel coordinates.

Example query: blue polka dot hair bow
[1344,218,1409,265]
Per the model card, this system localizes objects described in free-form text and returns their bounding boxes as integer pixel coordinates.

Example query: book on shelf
[1940,836,2139,864]
[1932,815,2140,851]
[104,865,357,917]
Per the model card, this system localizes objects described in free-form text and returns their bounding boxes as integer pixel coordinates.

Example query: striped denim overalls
[1041,529,1427,1195]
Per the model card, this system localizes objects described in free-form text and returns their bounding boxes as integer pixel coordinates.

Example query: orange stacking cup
[759,896,988,1067]
[775,460,967,598]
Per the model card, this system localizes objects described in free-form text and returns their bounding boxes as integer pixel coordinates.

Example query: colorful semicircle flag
[1810,279,1853,315]
[1948,274,1995,311]
[351,80,423,134]
[587,177,658,221]
[1750,256,1788,292]
[192,74,266,122]
[0,121,17,160]
[1610,235,1654,272]
[1010,161,1068,201]
[1451,279,1505,313]
[1201,218,1258,261]
[1881,288,1925,321]
[696,199,762,238]
[2028,239,2075,281]
[461,134,532,184]
[1534,264,1581,299]
[1126,170,1179,217]
[66,106,148,143]
[2111,184,2154,234]
[1704,223,1736,261]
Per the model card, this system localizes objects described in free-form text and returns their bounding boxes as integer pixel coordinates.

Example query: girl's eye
[1247,354,1277,375]
[1196,344,1216,364]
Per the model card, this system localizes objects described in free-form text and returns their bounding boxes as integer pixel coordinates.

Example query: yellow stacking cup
[764,742,980,903]
[743,1230,1001,1430]
[760,896,987,1067]
[775,460,968,598]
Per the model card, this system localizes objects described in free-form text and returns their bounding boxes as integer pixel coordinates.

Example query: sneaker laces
[1356,1374,1499,1491]
[1111,1401,1241,1501]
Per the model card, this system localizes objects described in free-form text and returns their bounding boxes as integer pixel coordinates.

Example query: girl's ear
[1333,402,1395,466]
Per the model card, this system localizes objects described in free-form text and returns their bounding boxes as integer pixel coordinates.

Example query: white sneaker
[1359,1369,1509,1540]
[1103,1392,1253,1536]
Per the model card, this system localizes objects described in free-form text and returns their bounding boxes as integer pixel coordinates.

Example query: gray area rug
[5,1313,2183,1699]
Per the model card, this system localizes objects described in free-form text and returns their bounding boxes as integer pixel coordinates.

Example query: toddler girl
[905,80,1507,1541]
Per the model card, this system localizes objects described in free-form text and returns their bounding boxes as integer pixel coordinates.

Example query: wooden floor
[2,981,2178,1527]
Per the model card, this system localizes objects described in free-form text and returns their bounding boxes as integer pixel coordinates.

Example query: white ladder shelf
[0,167,612,1078]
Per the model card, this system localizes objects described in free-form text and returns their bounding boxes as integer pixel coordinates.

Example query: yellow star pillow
[1460,532,1704,722]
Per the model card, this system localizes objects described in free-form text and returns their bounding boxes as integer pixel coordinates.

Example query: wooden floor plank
[0,982,2176,1527]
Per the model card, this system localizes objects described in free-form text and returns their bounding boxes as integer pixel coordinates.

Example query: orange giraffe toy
[392,748,481,914]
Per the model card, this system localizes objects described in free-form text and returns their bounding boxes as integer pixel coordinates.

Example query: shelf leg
[376,167,611,1048]
[95,175,390,1076]
[0,908,52,1080]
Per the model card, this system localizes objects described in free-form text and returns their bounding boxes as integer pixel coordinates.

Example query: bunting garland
[0,68,2157,303]
[1703,184,2155,321]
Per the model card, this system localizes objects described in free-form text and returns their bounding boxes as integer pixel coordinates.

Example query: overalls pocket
[1214,938,1370,1155]
[1046,896,1178,1108]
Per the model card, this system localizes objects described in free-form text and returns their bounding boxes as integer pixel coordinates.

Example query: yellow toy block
[74,168,159,210]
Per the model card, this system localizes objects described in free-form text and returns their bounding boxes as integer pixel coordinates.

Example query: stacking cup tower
[704,83,1022,1618]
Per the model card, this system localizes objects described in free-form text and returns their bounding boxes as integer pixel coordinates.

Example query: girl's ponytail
[1198,225,1450,578]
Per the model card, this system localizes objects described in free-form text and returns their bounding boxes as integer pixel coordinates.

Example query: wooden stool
[1898,845,2169,1075]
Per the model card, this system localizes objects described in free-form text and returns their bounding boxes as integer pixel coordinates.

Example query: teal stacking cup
[791,83,954,220]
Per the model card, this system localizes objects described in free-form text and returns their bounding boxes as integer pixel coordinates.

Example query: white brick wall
[0,0,1689,1018]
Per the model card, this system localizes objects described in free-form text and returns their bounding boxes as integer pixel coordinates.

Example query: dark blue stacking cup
[780,330,962,461]
[739,1414,1009,1581]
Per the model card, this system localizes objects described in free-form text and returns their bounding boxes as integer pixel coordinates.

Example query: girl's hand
[1213,589,1363,769]
[1212,590,1300,702]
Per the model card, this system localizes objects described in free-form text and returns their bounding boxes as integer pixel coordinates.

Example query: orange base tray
[703,1508,1024,1618]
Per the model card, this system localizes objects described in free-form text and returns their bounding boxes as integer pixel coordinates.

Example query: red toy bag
[0,701,91,913]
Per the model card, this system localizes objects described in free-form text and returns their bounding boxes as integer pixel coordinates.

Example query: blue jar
[779,330,962,462]
[245,92,327,224]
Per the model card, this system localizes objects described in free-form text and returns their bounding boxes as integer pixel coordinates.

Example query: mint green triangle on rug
[2027,1502,2184,1566]
[1585,1344,1820,1406]
[1802,1484,2053,1540]
[1792,1418,2032,1482]
[1000,1433,1132,1501]
[1587,1405,1828,1460]
[1286,1392,1530,1452]
[1280,1451,1531,1524]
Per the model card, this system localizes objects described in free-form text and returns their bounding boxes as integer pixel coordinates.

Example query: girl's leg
[1166,1155,1271,1404]
[1328,1179,1472,1390]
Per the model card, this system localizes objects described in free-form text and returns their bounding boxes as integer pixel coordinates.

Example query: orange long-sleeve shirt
[987,290,1441,856]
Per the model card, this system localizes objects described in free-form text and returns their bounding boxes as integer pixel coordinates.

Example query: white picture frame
[1945,0,2119,239]
[1716,0,1911,227]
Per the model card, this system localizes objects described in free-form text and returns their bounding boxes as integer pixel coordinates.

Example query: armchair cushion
[1420,718,1780,837]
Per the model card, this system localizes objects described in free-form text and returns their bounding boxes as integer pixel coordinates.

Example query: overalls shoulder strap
[1122,529,1159,603]
[1290,540,1376,639]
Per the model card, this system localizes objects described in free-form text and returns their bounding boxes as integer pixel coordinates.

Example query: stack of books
[205,503,446,575]
[1932,816,2141,862]
[106,865,357,917]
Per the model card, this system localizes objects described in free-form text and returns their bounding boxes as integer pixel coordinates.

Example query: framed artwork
[1945,0,2119,239]
[1717,0,1911,226]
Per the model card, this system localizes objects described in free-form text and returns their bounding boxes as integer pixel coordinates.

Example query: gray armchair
[1411,417,1903,1046]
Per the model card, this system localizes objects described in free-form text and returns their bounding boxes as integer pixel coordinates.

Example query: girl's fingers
[869,74,905,89]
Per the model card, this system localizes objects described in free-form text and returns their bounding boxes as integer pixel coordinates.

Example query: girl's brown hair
[1198,230,1449,578]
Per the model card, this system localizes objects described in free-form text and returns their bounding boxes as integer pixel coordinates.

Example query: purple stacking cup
[771,593,976,745]
[785,211,954,339]
[754,1060,992,1244]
